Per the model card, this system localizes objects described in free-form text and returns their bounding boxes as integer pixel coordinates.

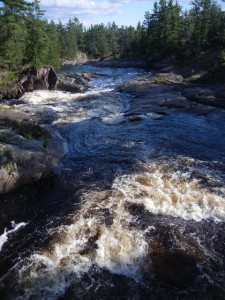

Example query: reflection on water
[0,65,225,299]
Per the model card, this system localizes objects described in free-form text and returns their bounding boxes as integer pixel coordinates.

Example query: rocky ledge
[118,71,225,116]
[0,67,96,101]
[0,108,67,194]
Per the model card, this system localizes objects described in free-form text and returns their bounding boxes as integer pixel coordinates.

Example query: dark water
[0,65,225,299]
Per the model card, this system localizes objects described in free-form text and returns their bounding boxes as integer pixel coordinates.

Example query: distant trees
[0,0,225,70]
[142,0,225,60]
[142,0,183,59]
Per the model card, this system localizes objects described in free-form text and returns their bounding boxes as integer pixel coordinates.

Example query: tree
[0,0,31,69]
[25,0,49,67]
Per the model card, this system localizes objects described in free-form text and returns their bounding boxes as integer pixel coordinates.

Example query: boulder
[21,66,58,92]
[57,73,93,93]
[0,67,59,100]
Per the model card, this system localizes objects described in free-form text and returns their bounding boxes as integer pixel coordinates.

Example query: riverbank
[0,63,225,300]
[0,68,96,194]
[118,56,225,114]
[0,57,224,195]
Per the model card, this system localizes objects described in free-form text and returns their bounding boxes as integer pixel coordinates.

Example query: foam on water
[20,88,123,126]
[7,190,148,299]
[112,158,225,222]
[0,221,27,252]
[21,88,114,104]
[3,157,225,298]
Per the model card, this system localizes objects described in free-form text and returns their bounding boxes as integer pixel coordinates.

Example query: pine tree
[0,0,30,69]
[25,0,49,67]
[46,21,61,69]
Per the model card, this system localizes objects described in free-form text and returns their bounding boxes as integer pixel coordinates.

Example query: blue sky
[40,0,225,27]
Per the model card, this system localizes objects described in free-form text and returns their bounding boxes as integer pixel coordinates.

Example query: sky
[39,0,225,27]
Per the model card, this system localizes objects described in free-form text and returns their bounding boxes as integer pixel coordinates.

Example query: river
[0,65,225,299]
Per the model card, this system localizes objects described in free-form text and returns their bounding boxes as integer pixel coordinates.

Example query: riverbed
[0,65,225,299]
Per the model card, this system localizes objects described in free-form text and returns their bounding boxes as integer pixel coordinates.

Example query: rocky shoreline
[118,60,225,118]
[0,67,96,101]
[0,58,224,194]
[0,67,97,194]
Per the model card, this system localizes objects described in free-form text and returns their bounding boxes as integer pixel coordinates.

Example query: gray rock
[182,86,225,108]
[57,73,93,93]
[21,66,58,92]
[0,111,67,194]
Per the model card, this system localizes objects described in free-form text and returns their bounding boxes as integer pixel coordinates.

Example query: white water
[113,158,225,222]
[20,88,125,126]
[6,156,225,299]
[3,66,225,299]
[0,221,27,252]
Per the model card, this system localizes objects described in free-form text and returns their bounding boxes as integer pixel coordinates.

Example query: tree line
[0,0,225,71]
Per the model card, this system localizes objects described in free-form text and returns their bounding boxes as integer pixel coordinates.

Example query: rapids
[0,65,225,299]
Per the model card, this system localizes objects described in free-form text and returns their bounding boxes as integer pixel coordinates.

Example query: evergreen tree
[46,21,61,69]
[108,22,120,58]
[25,0,49,67]
[0,0,30,69]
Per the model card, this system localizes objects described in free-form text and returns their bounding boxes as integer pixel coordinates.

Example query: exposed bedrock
[0,67,95,101]
[0,109,68,194]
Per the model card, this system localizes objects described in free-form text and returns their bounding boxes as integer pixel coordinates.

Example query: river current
[0,65,225,299]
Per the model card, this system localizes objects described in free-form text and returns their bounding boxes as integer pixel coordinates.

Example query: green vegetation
[0,72,19,87]
[1,118,51,140]
[0,0,224,71]
[142,0,225,63]
[0,146,16,172]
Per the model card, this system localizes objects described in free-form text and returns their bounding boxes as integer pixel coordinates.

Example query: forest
[0,0,225,71]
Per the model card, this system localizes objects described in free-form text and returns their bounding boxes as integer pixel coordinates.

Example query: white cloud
[40,0,147,17]
[40,0,149,24]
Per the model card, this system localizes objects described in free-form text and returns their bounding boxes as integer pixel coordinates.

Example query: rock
[57,73,93,93]
[61,52,89,66]
[21,66,58,92]
[0,82,25,100]
[0,110,67,194]
[118,74,190,115]
[182,86,225,109]
[0,67,95,101]
[0,67,59,101]
[154,72,183,83]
